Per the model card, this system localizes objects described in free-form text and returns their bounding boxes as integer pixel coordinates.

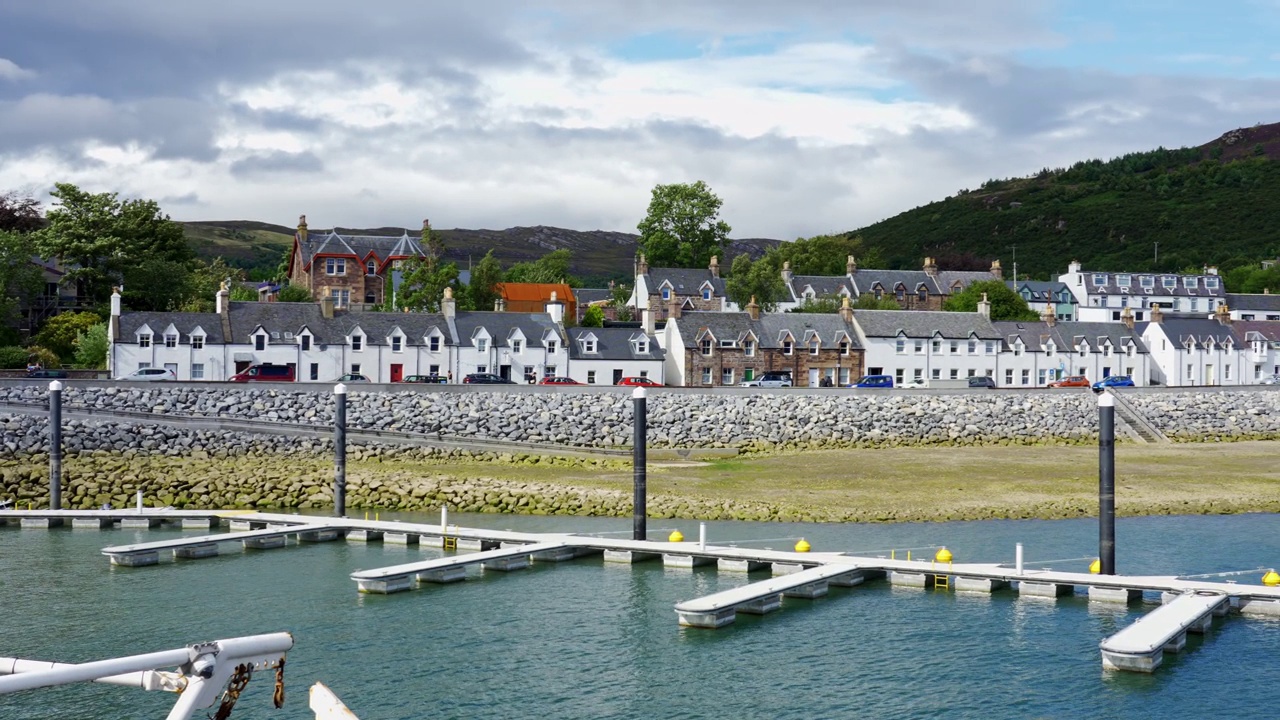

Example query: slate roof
[1232,320,1280,344]
[574,288,613,306]
[1228,293,1280,312]
[1009,280,1074,302]
[452,311,563,347]
[1067,270,1226,299]
[675,311,861,349]
[643,268,726,296]
[227,303,452,346]
[849,270,942,296]
[992,320,1148,353]
[852,310,1000,339]
[297,229,426,270]
[936,270,997,293]
[1136,318,1237,346]
[119,312,225,344]
[789,275,853,299]
[567,327,665,361]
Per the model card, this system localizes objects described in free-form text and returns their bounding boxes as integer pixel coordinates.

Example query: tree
[636,181,731,268]
[73,322,109,369]
[469,250,504,312]
[399,257,461,312]
[580,305,605,327]
[769,234,883,275]
[421,220,444,262]
[789,297,841,313]
[178,257,247,312]
[32,311,101,362]
[505,249,576,285]
[0,230,43,328]
[0,191,43,233]
[852,294,902,310]
[725,254,787,311]
[943,280,1040,321]
[36,183,191,305]
[276,285,313,302]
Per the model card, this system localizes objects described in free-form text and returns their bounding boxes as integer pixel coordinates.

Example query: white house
[1227,292,1280,321]
[566,326,665,385]
[850,307,1002,387]
[1139,306,1252,387]
[1059,260,1226,323]
[992,312,1150,387]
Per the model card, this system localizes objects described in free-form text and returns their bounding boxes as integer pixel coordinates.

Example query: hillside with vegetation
[847,123,1280,281]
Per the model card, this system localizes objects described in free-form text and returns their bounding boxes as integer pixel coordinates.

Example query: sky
[2,1,1280,240]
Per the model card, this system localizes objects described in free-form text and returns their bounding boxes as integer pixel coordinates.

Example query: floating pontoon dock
[5,508,1280,674]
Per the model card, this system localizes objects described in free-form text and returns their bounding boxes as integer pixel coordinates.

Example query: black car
[463,373,515,384]
[968,376,996,389]
[26,369,68,379]
[402,374,448,384]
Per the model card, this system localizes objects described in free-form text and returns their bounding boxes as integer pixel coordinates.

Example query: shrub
[0,346,28,369]
[276,285,312,302]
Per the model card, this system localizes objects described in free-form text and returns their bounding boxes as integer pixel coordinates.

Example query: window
[873,288,883,300]
[661,287,671,301]
[542,365,553,377]
[425,336,439,352]
[809,341,820,356]
[1005,369,1013,385]
[985,341,996,354]
[1186,364,1194,380]
[1184,277,1197,288]
[1104,345,1112,357]
[1013,343,1023,357]
[1205,277,1219,289]
[721,368,734,385]
[476,338,488,352]
[1162,276,1177,289]
[1079,345,1087,357]
[309,363,319,381]
[783,340,794,355]
[1037,369,1048,385]
[326,258,346,276]
[950,341,959,354]
[582,339,595,353]
[1116,274,1130,287]
[191,363,204,380]
[702,288,712,301]
[1225,365,1232,381]
[636,339,649,354]
[744,340,756,357]
[838,340,849,356]
[700,368,711,385]
[191,335,204,350]
[255,335,266,351]
[300,335,311,351]
[352,335,364,351]
[896,288,905,302]
[895,339,906,354]
[701,339,713,356]
[949,369,959,379]
[366,260,376,275]
[1021,369,1030,385]
[164,334,177,348]
[365,292,376,304]
[931,339,941,353]
[917,288,927,302]
[477,365,487,373]
[391,336,403,352]
[719,339,735,348]
[138,362,150,369]
[512,339,523,353]
[547,340,557,354]
[967,340,977,354]
[351,363,361,374]
[931,368,941,380]
[1092,274,1107,286]
[1140,276,1154,289]
[639,370,649,379]
[914,340,925,354]
[895,368,905,384]
[329,289,350,307]
[1256,365,1264,380]
[139,334,152,348]
[967,369,976,377]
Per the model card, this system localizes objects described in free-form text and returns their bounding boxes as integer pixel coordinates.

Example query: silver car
[1260,374,1280,385]
[740,372,793,388]
[117,367,177,382]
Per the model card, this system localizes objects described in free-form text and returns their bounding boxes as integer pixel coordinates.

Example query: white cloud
[0,57,35,81]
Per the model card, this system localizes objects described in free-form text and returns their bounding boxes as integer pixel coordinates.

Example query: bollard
[1015,542,1023,575]
[699,522,706,550]
[440,506,448,534]
[48,381,62,510]
[136,490,143,511]
[334,383,347,518]
[1098,391,1116,575]
[632,386,647,541]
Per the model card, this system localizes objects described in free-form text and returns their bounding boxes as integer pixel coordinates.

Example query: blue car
[851,374,894,388]
[1092,375,1135,391]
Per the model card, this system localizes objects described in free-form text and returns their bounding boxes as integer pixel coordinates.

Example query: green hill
[846,123,1280,279]
[184,221,778,285]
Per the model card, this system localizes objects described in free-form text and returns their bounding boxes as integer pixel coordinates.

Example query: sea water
[2,512,1279,719]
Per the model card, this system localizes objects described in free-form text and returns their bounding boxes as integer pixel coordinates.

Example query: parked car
[617,376,662,387]
[850,374,893,388]
[26,368,68,379]
[968,376,997,389]
[117,367,177,382]
[1259,374,1280,385]
[401,374,447,384]
[229,363,295,382]
[538,376,583,385]
[1092,375,1135,391]
[740,372,793,388]
[1048,375,1091,388]
[898,378,928,389]
[334,373,371,383]
[463,373,515,384]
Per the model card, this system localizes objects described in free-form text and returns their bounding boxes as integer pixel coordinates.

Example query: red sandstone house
[286,216,431,308]
[628,254,733,321]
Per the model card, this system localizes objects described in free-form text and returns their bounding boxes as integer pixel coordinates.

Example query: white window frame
[190,335,204,350]
[326,258,346,276]
[352,335,364,352]
[191,363,204,380]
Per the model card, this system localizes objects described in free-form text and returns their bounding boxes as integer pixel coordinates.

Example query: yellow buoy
[795,538,811,553]
[1262,570,1280,587]
[668,529,684,542]
[934,547,953,563]
[1090,558,1101,574]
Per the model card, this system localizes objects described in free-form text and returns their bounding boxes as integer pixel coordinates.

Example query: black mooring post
[334,383,347,517]
[1099,390,1116,575]
[632,387,648,541]
[49,380,62,511]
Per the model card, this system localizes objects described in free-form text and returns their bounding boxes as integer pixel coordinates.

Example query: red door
[390,364,403,383]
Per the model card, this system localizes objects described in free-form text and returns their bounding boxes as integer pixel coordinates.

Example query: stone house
[663,298,864,387]
[286,215,431,309]
[628,254,733,321]
[774,256,1004,312]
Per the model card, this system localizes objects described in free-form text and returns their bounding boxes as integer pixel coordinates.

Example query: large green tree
[943,279,1040,321]
[469,250,505,311]
[0,191,43,233]
[0,231,43,329]
[36,183,191,306]
[505,249,576,285]
[725,253,788,312]
[769,234,883,275]
[32,311,101,362]
[399,257,462,312]
[636,181,731,268]
[73,322,109,369]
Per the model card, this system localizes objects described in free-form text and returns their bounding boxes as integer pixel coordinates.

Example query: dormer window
[428,335,440,352]
[255,334,266,351]
[1162,276,1177,289]
[391,336,403,352]
[700,338,712,356]
[1078,345,1087,357]
[191,335,204,350]
[896,288,906,302]
[702,288,712,301]
[300,335,312,351]
[783,340,794,355]
[164,334,177,348]
[809,341,820,356]
[873,288,883,300]
[1103,345,1112,357]
[476,338,488,353]
[967,339,977,354]
[138,333,152,348]
[546,340,557,354]
[512,339,523,353]
[917,288,927,302]
[636,339,649,354]
[1116,275,1131,288]
[839,340,849,355]
[1205,277,1219,289]
[366,260,376,275]
[1140,276,1154,289]
[1092,274,1107,286]
[582,338,596,353]
[1183,277,1197,289]
[744,340,756,357]
[352,335,363,351]
[661,287,671,301]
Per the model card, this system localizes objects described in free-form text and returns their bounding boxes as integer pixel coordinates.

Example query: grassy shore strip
[2,441,1279,523]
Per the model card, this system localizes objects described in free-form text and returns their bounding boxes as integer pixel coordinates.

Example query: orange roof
[500,283,576,303]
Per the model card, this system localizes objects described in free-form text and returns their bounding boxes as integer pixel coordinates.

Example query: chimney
[847,255,857,275]
[109,286,122,341]
[494,298,503,312]
[441,286,456,320]
[1068,260,1081,274]
[546,291,565,325]
[923,257,938,277]
[1206,265,1219,276]
[297,214,308,244]
[781,261,793,286]
[1150,304,1163,323]
[1215,303,1232,325]
[977,292,991,318]
[990,259,1003,279]
[637,253,649,277]
[1120,306,1134,330]
[1041,302,1056,327]
[642,306,655,336]
[667,296,681,320]
[838,295,853,323]
[746,295,760,321]
[1265,288,1271,295]
[709,255,720,279]
[216,280,230,317]
[320,295,335,319]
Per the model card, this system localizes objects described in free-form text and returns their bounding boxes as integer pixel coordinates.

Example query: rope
[273,659,286,709]
[209,663,252,720]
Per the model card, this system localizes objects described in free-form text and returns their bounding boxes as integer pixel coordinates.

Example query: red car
[1048,375,1091,388]
[616,376,661,387]
[538,376,583,385]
